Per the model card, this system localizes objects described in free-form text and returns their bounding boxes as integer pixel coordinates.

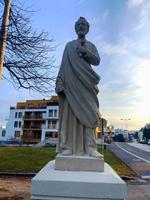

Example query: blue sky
[0,0,150,130]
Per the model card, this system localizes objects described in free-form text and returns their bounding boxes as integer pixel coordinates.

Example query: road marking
[141,175,150,179]
[115,143,150,164]
[128,142,150,153]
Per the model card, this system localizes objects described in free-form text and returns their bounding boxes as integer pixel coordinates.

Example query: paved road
[108,142,150,179]
[129,142,150,153]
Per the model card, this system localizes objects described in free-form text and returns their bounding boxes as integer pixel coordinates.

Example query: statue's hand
[55,86,65,96]
[55,77,64,95]
[77,45,87,55]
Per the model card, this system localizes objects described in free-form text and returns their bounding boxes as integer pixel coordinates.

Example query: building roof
[16,96,59,109]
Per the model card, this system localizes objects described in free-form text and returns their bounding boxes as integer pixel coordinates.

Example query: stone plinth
[55,154,104,172]
[31,160,127,200]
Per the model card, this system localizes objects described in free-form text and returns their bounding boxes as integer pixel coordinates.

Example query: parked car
[146,140,150,145]
[117,134,125,142]
[138,140,147,144]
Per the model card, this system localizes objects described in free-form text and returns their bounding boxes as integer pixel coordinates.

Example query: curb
[0,172,36,176]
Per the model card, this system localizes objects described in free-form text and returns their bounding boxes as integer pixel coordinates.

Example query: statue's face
[75,20,89,37]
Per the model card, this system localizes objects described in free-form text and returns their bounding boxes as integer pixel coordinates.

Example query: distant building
[114,129,124,135]
[6,96,59,144]
[5,95,106,144]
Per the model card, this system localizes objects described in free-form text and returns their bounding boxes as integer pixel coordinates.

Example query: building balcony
[23,116,45,120]
[42,113,47,118]
[23,125,41,130]
[22,138,40,144]
[42,114,59,119]
[41,124,58,130]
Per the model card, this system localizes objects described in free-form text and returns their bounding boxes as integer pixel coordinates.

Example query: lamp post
[100,117,107,154]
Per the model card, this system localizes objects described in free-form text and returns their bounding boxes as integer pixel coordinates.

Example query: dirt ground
[0,176,31,200]
[0,176,150,200]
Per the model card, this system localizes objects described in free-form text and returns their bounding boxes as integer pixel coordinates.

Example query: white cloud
[133,59,150,100]
[91,10,109,31]
[127,0,150,31]
[100,37,132,56]
[101,10,109,22]
[122,59,150,121]
[101,42,127,55]
[91,17,101,27]
[134,1,150,30]
[72,0,86,8]
[100,99,143,130]
[96,33,150,130]
[127,0,144,8]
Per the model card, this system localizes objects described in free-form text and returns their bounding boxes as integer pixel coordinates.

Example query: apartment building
[5,95,108,144]
[6,96,59,143]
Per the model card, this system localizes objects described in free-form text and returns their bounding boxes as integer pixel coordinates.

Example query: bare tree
[0,0,56,94]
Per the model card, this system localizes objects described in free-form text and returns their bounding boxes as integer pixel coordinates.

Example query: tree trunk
[0,0,11,79]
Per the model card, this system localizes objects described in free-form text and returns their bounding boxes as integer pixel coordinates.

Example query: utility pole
[101,118,104,137]
[0,0,11,80]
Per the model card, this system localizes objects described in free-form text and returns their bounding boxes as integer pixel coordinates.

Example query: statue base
[31,160,127,200]
[55,154,104,172]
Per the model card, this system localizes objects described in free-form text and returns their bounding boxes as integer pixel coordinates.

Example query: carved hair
[75,17,90,33]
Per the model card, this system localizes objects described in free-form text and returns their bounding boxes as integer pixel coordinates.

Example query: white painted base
[55,154,104,172]
[31,160,127,200]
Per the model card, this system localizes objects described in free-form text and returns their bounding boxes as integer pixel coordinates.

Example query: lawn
[0,146,136,177]
[98,145,136,177]
[0,147,55,172]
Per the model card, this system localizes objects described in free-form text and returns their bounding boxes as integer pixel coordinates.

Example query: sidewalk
[127,181,150,200]
[128,142,150,153]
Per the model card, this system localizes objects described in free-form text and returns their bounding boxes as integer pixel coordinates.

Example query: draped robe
[55,39,100,155]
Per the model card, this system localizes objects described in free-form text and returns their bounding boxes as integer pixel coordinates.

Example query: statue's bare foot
[61,149,72,156]
[89,150,103,158]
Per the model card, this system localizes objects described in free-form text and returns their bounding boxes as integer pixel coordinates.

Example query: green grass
[98,145,136,177]
[0,146,136,177]
[0,147,56,172]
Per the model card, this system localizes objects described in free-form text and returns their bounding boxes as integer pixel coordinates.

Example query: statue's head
[75,17,90,37]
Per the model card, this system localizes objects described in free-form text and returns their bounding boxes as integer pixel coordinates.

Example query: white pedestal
[55,154,104,172]
[31,160,127,200]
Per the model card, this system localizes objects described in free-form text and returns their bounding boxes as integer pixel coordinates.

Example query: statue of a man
[55,17,102,158]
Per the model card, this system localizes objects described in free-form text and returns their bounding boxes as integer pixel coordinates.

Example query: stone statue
[55,17,102,158]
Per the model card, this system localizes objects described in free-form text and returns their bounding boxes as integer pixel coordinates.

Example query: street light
[99,117,107,154]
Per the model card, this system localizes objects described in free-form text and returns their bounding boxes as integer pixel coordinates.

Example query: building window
[19,121,22,127]
[49,110,53,117]
[54,109,57,117]
[14,121,18,127]
[2,130,6,137]
[53,133,58,138]
[45,132,53,138]
[14,131,21,137]
[18,112,22,118]
[52,120,57,129]
[15,112,18,118]
[97,132,101,139]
